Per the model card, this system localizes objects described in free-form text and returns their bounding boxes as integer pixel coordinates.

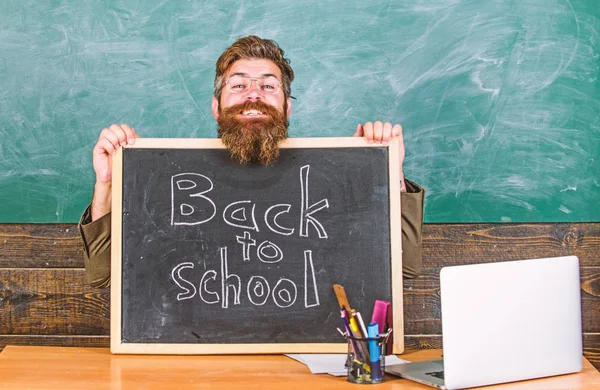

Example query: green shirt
[78,179,425,288]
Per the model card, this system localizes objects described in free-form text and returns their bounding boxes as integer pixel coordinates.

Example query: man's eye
[262,84,275,90]
[232,84,246,89]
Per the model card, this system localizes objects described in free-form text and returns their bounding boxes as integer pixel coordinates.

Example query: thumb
[353,123,363,137]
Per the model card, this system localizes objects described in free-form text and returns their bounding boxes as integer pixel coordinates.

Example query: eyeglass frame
[224,74,283,95]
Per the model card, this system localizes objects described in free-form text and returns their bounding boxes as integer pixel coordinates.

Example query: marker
[371,300,390,334]
[367,322,383,380]
[371,299,393,354]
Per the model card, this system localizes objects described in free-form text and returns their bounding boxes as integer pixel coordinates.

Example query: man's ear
[286,97,292,119]
[211,97,220,120]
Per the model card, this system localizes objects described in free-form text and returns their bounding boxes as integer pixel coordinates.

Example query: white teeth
[242,109,263,115]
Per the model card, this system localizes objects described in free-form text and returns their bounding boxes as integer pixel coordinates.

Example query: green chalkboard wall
[1,0,598,223]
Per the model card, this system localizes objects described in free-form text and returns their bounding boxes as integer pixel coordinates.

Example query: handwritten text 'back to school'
[167,165,328,310]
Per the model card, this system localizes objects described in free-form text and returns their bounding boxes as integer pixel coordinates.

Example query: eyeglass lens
[227,75,281,94]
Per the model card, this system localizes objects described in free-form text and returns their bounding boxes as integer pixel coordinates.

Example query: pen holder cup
[343,329,392,384]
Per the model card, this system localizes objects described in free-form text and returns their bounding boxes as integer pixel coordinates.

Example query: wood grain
[0,335,109,349]
[1,346,599,389]
[0,224,82,268]
[4,267,593,335]
[0,269,109,334]
[420,223,600,267]
[0,222,598,370]
[2,223,597,268]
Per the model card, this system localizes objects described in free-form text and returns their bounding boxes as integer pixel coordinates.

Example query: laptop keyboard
[426,371,445,380]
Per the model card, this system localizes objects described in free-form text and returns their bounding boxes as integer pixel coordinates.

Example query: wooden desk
[0,346,598,389]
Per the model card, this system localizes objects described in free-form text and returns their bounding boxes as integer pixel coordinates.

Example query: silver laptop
[386,255,583,389]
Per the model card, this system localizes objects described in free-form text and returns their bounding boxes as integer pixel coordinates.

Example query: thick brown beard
[217,100,288,165]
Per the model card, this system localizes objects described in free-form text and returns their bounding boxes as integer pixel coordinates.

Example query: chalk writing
[170,165,327,309]
[170,248,318,309]
[171,173,216,226]
[171,165,328,237]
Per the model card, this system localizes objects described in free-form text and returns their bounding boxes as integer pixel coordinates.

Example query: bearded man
[79,36,425,288]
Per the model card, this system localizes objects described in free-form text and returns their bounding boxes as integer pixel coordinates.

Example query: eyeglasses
[225,75,282,95]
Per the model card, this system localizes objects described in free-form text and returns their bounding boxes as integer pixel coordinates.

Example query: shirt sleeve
[78,205,112,288]
[401,179,425,279]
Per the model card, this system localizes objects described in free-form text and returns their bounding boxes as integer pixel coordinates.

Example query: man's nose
[245,80,263,100]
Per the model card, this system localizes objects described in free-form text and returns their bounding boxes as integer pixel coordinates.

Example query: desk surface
[0,346,598,389]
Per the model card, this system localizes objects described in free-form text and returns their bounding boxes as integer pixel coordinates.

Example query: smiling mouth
[239,109,266,117]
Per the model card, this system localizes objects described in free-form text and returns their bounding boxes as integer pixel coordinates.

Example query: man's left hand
[353,121,402,145]
[353,121,406,191]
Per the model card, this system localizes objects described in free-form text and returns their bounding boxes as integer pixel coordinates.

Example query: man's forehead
[226,59,282,79]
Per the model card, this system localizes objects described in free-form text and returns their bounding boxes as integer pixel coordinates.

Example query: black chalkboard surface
[110,138,403,354]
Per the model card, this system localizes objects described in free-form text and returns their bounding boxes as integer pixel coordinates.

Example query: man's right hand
[93,124,139,184]
[91,124,139,221]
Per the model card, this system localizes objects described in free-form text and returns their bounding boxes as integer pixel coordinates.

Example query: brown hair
[214,36,294,101]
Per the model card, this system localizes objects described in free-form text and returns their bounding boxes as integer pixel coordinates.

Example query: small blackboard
[110,138,403,354]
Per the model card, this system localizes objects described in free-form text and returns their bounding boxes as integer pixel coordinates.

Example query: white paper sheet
[285,354,409,376]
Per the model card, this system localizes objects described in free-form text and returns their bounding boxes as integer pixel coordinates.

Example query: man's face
[212,59,291,119]
[212,59,292,166]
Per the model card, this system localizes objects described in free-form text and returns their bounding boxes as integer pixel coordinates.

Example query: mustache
[217,100,288,166]
[219,100,284,121]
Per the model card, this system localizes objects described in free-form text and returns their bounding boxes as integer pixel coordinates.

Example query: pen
[341,311,370,372]
[348,312,370,362]
[354,310,368,337]
[341,310,353,337]
[348,313,363,338]
[341,310,358,355]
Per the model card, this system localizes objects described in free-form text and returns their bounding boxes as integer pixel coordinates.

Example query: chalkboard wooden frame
[110,137,403,354]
